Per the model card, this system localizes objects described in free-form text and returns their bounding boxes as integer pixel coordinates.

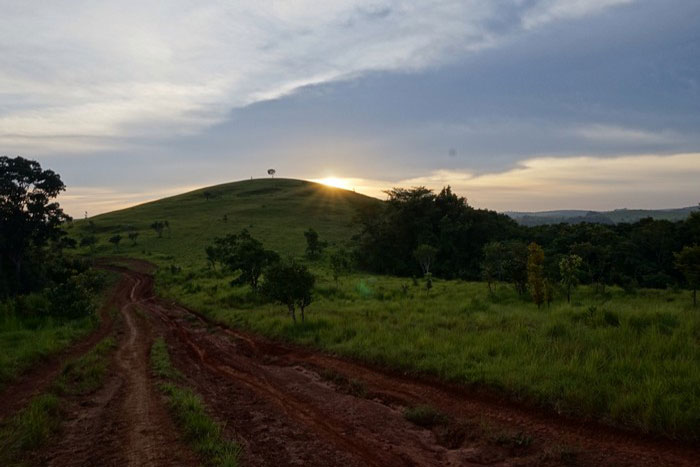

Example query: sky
[1,0,699,216]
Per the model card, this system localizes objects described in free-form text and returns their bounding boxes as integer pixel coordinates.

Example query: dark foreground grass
[151,338,241,467]
[0,336,116,466]
[160,268,700,441]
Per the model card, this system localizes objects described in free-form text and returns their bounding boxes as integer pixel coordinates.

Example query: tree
[151,221,166,238]
[504,240,528,296]
[108,234,122,251]
[128,231,139,245]
[527,242,545,308]
[267,169,276,178]
[481,241,508,294]
[0,156,69,294]
[675,245,700,306]
[329,248,352,285]
[304,228,326,259]
[263,260,315,323]
[207,229,279,290]
[203,190,213,201]
[80,235,98,254]
[413,244,437,276]
[559,254,583,303]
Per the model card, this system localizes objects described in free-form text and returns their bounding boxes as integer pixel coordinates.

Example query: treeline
[353,186,700,291]
[1,156,102,318]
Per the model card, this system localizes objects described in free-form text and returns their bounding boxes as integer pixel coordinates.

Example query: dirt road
[4,261,699,466]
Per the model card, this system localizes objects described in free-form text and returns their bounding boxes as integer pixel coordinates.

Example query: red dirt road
[3,261,699,466]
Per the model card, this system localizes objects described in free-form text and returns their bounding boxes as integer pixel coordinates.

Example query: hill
[506,206,699,226]
[69,178,379,265]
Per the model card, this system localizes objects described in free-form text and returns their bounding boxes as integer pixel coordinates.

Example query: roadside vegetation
[150,338,241,467]
[0,336,116,466]
[1,156,116,390]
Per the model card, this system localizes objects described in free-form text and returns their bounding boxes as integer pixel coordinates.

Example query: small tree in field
[675,245,700,307]
[109,234,122,251]
[329,248,352,285]
[203,190,213,201]
[304,228,327,259]
[413,244,437,276]
[207,229,279,290]
[80,235,97,253]
[527,242,545,308]
[482,241,508,295]
[151,221,165,238]
[263,260,315,323]
[559,254,583,304]
[128,231,139,245]
[267,169,276,178]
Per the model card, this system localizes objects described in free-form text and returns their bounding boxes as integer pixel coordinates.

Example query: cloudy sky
[2,0,699,216]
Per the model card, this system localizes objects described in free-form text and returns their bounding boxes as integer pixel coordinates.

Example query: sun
[316,177,352,190]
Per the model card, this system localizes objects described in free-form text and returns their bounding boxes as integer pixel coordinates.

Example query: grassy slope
[70,178,700,440]
[70,178,377,265]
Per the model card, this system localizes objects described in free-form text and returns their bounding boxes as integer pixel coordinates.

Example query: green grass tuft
[0,394,61,465]
[150,338,241,466]
[403,405,449,428]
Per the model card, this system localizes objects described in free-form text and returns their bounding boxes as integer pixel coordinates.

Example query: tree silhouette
[267,169,276,178]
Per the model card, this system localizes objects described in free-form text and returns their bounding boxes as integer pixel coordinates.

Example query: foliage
[527,243,546,308]
[207,229,279,290]
[674,245,700,306]
[413,244,437,275]
[559,254,583,303]
[329,248,352,285]
[0,156,70,296]
[262,260,315,323]
[354,186,519,279]
[108,234,122,250]
[151,220,169,238]
[128,231,139,245]
[403,405,448,428]
[304,228,327,259]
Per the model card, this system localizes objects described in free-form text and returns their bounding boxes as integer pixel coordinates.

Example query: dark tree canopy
[262,260,315,323]
[1,156,69,295]
[207,229,279,290]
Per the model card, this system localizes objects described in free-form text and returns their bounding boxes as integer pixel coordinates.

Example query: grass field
[70,178,376,265]
[71,178,700,440]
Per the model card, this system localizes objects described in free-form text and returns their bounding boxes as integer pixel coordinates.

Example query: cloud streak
[1,0,635,152]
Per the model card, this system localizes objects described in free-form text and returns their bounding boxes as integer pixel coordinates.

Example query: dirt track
[3,260,700,466]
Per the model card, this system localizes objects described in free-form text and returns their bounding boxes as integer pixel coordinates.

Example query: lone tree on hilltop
[263,260,315,323]
[267,169,276,178]
[527,242,545,309]
[675,245,700,307]
[0,156,69,294]
[559,254,583,304]
[413,244,437,276]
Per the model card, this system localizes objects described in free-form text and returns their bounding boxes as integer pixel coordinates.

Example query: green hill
[69,178,379,265]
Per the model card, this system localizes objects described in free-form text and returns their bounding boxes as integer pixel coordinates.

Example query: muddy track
[33,270,198,467]
[115,261,698,467]
[10,260,700,466]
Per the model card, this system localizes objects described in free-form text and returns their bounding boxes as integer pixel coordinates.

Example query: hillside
[506,205,699,226]
[69,178,379,265]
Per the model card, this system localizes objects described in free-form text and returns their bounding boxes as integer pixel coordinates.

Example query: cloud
[573,125,677,145]
[0,0,635,153]
[393,153,700,210]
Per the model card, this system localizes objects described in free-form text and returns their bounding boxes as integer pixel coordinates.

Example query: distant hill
[506,206,700,226]
[69,178,379,266]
